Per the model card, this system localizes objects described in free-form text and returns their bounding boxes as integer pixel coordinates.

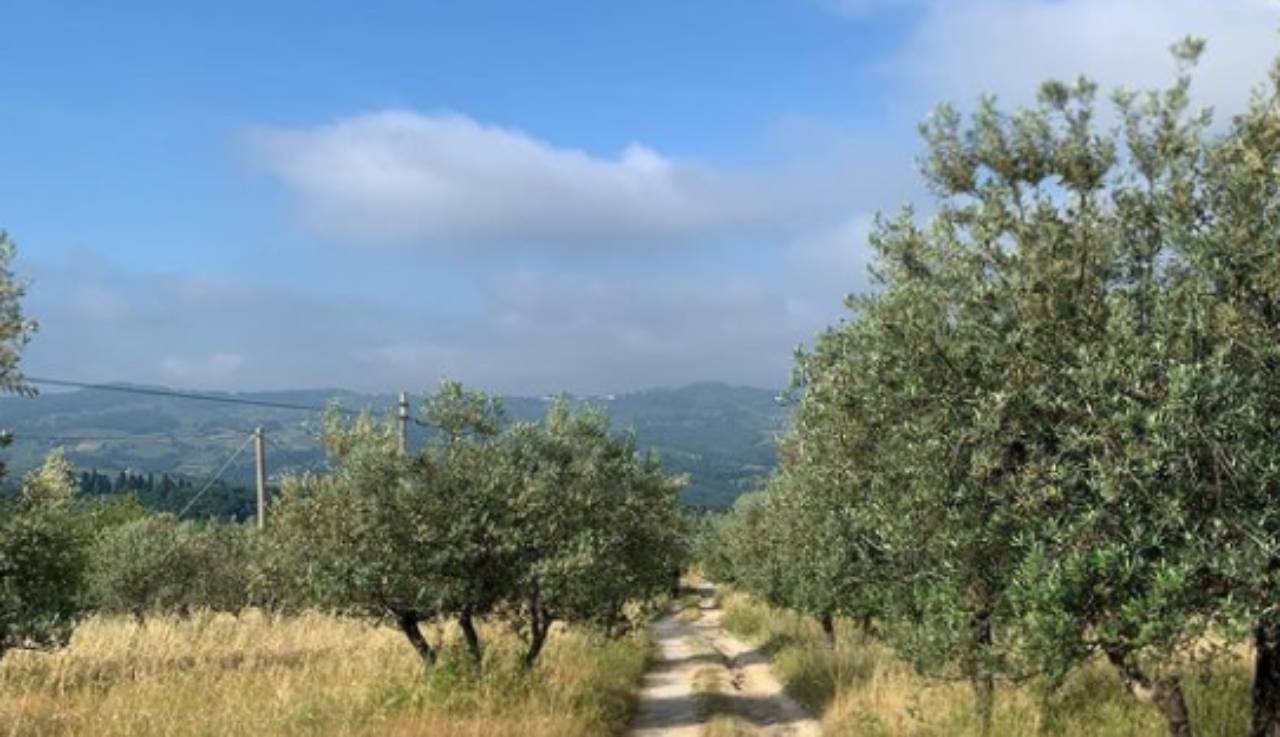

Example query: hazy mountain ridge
[0,381,789,508]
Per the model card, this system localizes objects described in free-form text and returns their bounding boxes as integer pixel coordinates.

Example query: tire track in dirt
[627,584,820,737]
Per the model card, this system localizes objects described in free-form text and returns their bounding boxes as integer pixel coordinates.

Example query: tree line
[2,383,687,671]
[79,469,197,499]
[75,469,257,520]
[700,41,1280,737]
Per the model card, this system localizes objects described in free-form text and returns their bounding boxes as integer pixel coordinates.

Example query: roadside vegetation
[0,386,679,736]
[717,590,1250,737]
[0,612,649,737]
[699,41,1280,736]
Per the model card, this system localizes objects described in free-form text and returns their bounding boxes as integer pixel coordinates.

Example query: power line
[9,434,142,443]
[10,432,251,443]
[263,432,316,455]
[263,433,330,477]
[176,433,255,518]
[10,377,409,502]
[124,432,260,571]
[24,376,363,416]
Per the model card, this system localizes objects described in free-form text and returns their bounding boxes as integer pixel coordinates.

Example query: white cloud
[879,0,1280,117]
[65,286,131,322]
[160,353,245,384]
[21,254,864,395]
[786,214,877,291]
[245,111,856,249]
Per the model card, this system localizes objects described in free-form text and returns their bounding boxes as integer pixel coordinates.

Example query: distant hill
[0,381,789,509]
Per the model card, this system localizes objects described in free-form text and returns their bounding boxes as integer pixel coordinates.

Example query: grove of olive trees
[702,42,1280,737]
[269,381,688,669]
[3,387,687,676]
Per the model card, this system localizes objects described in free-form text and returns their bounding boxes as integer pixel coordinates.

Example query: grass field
[0,610,650,737]
[717,592,1252,737]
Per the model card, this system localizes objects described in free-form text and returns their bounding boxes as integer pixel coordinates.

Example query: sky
[4,0,1279,395]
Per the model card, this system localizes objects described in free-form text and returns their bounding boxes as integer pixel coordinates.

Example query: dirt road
[627,584,821,737]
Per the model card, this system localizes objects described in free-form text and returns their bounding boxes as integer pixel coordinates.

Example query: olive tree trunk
[394,611,436,667]
[1105,647,1193,737]
[458,609,483,664]
[1252,615,1280,737]
[523,588,553,669]
[970,609,995,736]
[819,613,836,648]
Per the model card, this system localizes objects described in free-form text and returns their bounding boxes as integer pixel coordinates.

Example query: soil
[627,584,821,737]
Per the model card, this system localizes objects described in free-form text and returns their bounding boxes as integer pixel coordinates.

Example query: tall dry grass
[718,592,1252,737]
[0,610,649,737]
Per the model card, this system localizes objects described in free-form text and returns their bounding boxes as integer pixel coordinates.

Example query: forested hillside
[0,380,786,509]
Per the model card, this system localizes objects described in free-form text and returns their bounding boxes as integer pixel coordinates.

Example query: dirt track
[627,584,821,737]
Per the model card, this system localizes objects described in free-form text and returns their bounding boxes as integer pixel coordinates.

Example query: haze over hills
[0,380,789,509]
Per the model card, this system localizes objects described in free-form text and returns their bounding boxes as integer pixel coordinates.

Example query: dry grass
[0,610,650,737]
[677,592,705,624]
[718,592,1252,737]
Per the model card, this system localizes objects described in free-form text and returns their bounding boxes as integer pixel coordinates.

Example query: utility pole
[253,427,267,530]
[397,391,410,454]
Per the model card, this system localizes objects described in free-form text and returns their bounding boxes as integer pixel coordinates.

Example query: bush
[0,451,90,661]
[88,514,254,617]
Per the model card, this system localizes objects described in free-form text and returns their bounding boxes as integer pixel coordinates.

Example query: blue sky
[4,0,1278,394]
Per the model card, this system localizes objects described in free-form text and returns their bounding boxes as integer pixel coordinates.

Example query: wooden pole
[397,391,410,454]
[254,427,267,530]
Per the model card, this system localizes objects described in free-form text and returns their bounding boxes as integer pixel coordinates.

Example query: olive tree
[0,451,88,661]
[407,381,518,663]
[691,512,734,585]
[0,231,34,401]
[503,400,686,667]
[270,411,445,664]
[767,39,1241,737]
[771,327,903,644]
[701,490,789,606]
[88,514,254,618]
[272,382,685,670]
[0,231,35,487]
[1169,52,1280,737]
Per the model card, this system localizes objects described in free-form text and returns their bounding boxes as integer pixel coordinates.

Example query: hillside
[0,381,789,509]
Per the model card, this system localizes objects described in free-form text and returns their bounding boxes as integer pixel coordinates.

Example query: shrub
[88,514,253,617]
[0,451,89,661]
